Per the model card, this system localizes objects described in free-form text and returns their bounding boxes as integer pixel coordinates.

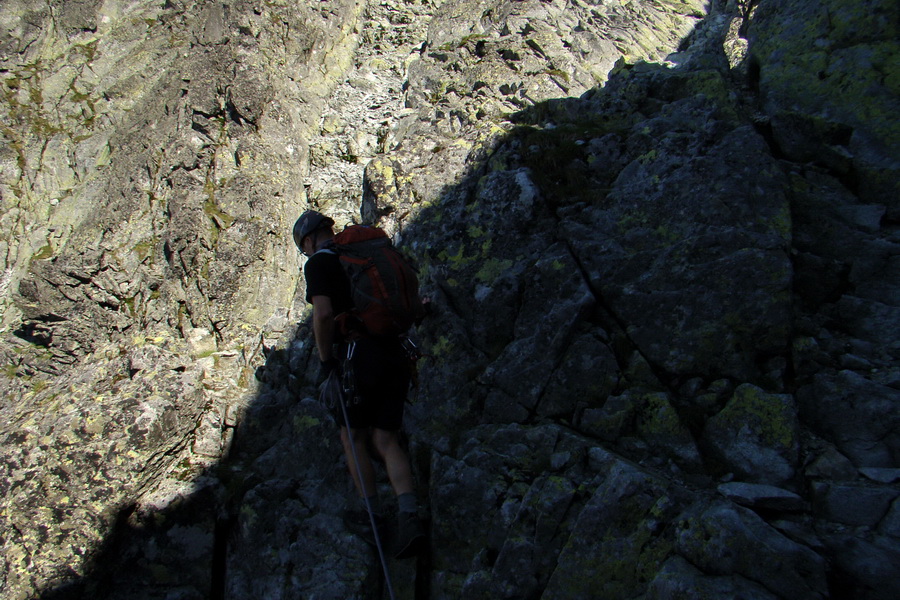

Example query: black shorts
[341,336,410,431]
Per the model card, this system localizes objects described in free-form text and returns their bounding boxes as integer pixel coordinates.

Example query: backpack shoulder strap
[333,225,389,246]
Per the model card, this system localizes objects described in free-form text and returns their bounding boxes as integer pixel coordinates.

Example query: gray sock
[397,492,418,514]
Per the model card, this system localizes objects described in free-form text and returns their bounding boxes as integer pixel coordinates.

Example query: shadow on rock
[34,1,900,598]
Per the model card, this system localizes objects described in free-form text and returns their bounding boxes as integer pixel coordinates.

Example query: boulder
[703,384,800,486]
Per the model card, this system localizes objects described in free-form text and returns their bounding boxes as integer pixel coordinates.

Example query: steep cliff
[1,0,898,599]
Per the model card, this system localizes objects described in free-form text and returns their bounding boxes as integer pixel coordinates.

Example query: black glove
[320,357,340,379]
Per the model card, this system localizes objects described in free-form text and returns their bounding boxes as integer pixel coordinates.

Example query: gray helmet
[293,210,334,250]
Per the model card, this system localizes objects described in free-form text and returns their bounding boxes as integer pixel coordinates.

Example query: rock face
[0,0,898,599]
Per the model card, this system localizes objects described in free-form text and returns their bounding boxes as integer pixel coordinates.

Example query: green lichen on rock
[475,257,513,283]
[32,243,54,260]
[749,0,900,205]
[722,384,797,449]
[545,466,680,599]
[292,414,320,433]
[703,384,800,485]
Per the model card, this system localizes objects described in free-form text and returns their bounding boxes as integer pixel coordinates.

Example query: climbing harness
[338,340,397,600]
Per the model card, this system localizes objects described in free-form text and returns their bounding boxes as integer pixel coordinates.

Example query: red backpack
[330,225,424,337]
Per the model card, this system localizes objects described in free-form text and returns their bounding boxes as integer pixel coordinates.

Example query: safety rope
[338,345,397,600]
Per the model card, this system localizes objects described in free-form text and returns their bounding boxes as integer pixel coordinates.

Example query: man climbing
[293,209,426,560]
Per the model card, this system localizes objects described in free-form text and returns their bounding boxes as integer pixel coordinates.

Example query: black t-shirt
[304,250,353,315]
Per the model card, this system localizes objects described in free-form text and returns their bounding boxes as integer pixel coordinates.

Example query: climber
[293,209,426,560]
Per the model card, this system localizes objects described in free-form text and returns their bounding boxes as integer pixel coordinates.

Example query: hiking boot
[394,511,425,559]
[342,508,385,547]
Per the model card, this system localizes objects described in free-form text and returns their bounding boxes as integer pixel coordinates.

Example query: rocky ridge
[0,0,898,599]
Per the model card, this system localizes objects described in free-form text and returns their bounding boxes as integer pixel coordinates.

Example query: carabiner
[401,337,421,361]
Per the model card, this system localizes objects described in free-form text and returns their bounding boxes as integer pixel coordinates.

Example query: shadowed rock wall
[1,0,898,599]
